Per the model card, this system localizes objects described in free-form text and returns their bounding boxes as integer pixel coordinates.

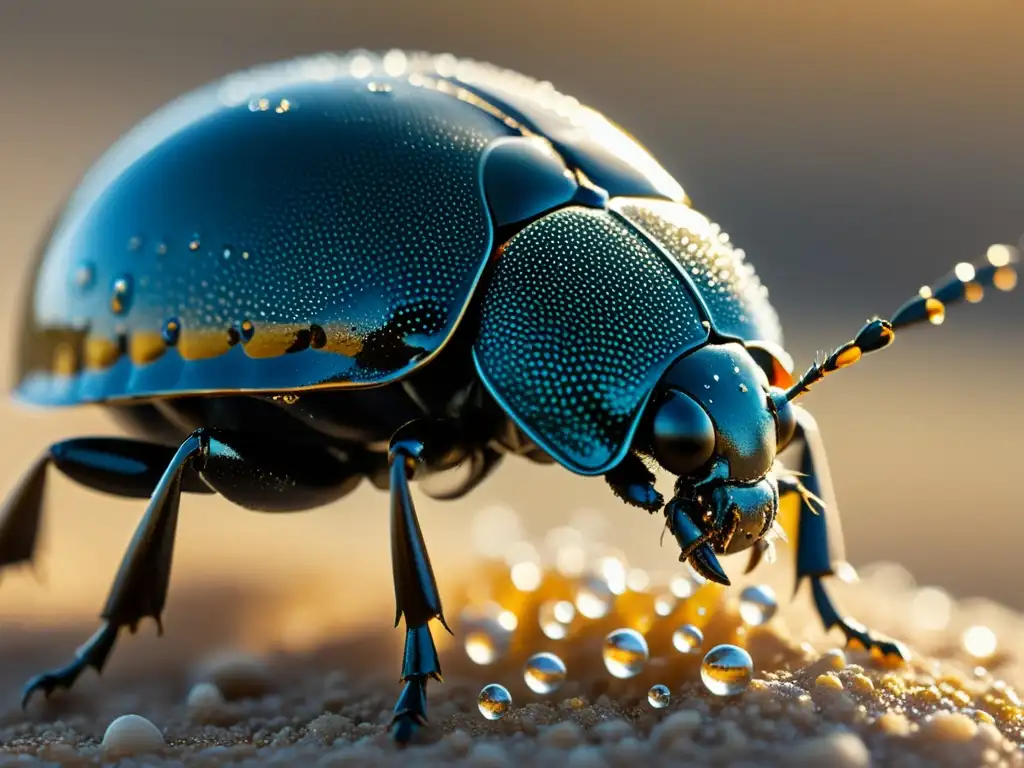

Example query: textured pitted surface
[17,64,514,405]
[474,206,709,474]
[613,198,784,346]
[16,50,695,407]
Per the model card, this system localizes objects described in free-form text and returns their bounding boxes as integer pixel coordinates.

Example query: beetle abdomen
[18,61,517,405]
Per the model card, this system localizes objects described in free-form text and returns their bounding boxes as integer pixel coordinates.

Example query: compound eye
[650,390,716,477]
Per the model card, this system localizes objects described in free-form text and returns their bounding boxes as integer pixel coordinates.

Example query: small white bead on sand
[101,714,165,757]
[186,681,226,710]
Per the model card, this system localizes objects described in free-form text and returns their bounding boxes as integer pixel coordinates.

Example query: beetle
[2,50,1018,742]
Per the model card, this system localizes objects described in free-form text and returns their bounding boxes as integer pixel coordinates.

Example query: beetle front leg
[604,452,664,512]
[387,419,463,744]
[785,406,908,661]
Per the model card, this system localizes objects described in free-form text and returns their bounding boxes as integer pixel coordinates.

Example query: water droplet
[672,624,704,654]
[241,251,251,260]
[713,374,720,382]
[962,625,998,659]
[510,561,542,592]
[648,684,671,709]
[188,235,201,251]
[738,585,778,626]
[575,576,613,619]
[738,383,748,393]
[478,684,511,720]
[701,644,753,696]
[110,275,133,315]
[74,262,96,292]
[654,591,676,617]
[222,246,233,259]
[464,630,501,665]
[239,319,255,342]
[524,652,567,694]
[603,628,649,679]
[461,603,513,665]
[162,318,181,346]
[127,236,142,251]
[670,574,698,599]
[155,242,168,255]
[538,600,574,640]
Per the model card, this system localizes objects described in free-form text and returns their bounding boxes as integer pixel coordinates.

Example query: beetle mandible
[2,51,1018,742]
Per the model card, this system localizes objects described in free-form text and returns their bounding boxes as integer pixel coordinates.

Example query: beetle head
[641,343,795,585]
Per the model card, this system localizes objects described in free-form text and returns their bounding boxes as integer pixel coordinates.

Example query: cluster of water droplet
[463,505,794,721]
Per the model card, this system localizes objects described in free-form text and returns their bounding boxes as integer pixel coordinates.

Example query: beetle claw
[689,543,730,586]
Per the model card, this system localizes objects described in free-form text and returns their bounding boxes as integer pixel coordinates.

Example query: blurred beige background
[0,0,1021,657]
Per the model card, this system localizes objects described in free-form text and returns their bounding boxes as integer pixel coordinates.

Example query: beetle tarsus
[810,577,909,661]
[22,623,119,707]
[387,420,458,743]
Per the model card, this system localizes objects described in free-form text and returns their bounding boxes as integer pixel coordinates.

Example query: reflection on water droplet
[189,235,201,251]
[162,318,181,346]
[654,591,677,617]
[670,574,698,599]
[524,652,567,694]
[74,263,96,292]
[596,555,628,595]
[603,628,649,679]
[627,568,650,593]
[461,603,514,665]
[110,275,133,315]
[478,683,511,720]
[648,684,671,709]
[575,576,613,619]
[465,631,500,665]
[672,624,704,654]
[962,625,998,659]
[538,600,574,640]
[701,644,753,696]
[511,561,542,592]
[367,82,393,93]
[738,585,777,626]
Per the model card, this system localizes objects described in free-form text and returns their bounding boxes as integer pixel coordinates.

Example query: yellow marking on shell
[879,324,895,343]
[52,342,78,377]
[925,297,946,325]
[994,266,1018,292]
[129,332,167,365]
[178,329,234,361]
[84,337,121,370]
[835,346,862,368]
[321,324,364,356]
[241,323,310,359]
[965,282,984,304]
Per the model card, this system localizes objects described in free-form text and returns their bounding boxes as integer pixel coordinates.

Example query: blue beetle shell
[15,52,685,406]
[16,51,783,478]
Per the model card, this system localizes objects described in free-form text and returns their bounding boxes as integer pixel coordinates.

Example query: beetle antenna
[785,243,1019,402]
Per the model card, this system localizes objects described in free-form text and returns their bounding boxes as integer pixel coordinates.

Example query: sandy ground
[0,547,1022,768]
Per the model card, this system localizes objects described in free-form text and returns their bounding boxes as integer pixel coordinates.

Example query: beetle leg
[785,407,909,661]
[604,452,664,512]
[0,438,213,575]
[21,432,206,707]
[387,419,462,744]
